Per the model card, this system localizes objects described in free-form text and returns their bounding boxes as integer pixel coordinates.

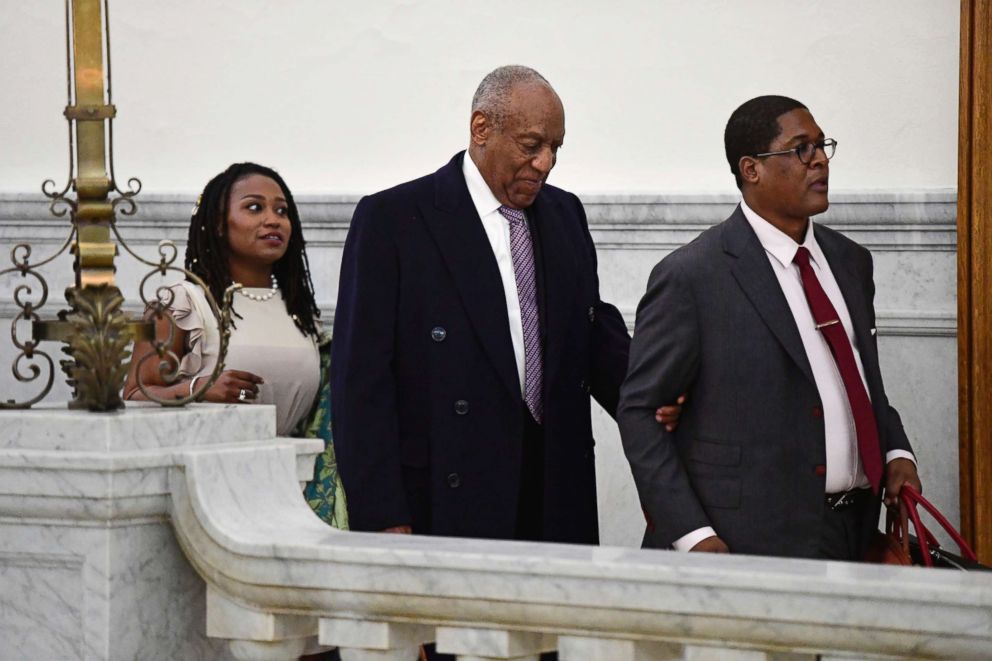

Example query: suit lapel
[527,192,571,392]
[724,207,816,387]
[419,153,521,402]
[816,229,881,389]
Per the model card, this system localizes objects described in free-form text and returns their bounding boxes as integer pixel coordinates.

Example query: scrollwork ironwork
[41,179,78,218]
[0,232,76,409]
[110,190,137,217]
[4,0,236,410]
[131,269,239,407]
[114,227,239,407]
[110,177,142,217]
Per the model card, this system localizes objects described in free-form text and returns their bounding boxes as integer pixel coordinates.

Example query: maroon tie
[793,247,883,493]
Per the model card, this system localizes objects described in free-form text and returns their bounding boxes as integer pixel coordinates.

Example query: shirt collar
[462,151,504,219]
[740,198,825,270]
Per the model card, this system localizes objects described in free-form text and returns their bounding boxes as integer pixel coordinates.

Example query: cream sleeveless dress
[169,281,319,435]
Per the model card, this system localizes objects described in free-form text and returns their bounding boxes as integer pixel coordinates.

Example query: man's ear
[470,110,491,146]
[738,155,760,186]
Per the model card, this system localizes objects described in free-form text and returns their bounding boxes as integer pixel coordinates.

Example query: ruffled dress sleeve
[168,281,220,379]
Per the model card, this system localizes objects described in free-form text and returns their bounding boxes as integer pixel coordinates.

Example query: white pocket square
[870,328,877,336]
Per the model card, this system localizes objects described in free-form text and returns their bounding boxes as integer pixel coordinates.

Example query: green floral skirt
[296,334,349,530]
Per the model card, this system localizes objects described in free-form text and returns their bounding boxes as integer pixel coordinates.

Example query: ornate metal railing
[1,0,233,411]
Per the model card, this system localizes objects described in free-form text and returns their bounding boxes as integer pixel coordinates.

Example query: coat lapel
[526,192,572,393]
[724,207,816,387]
[816,228,881,388]
[419,153,522,402]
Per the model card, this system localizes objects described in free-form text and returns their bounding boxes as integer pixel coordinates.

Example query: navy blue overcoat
[332,152,630,543]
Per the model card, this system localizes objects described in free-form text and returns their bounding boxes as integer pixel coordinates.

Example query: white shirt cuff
[886,450,916,466]
[672,526,718,552]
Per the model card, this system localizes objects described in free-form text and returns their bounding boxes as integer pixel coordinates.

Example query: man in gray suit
[618,96,922,560]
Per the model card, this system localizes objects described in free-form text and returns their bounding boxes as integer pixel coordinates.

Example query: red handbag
[866,485,986,569]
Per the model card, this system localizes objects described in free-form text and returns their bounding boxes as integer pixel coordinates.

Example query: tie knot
[793,246,812,267]
[498,205,526,225]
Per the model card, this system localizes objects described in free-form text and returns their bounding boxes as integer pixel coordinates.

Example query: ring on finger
[238,388,248,402]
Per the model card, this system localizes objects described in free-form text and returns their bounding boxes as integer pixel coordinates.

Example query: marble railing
[3,405,989,660]
[173,422,992,661]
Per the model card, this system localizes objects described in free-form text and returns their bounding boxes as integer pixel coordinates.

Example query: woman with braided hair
[124,162,347,529]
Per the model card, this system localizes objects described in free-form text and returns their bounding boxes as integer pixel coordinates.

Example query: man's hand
[884,457,922,507]
[381,525,412,534]
[689,535,730,553]
[655,394,687,432]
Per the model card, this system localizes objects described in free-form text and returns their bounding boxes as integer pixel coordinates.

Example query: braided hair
[185,162,321,338]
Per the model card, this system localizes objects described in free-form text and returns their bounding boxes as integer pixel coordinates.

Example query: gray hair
[471,65,553,128]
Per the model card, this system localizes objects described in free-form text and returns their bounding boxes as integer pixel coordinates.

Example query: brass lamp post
[2,0,235,411]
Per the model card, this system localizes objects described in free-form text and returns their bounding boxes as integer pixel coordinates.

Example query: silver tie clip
[815,319,840,330]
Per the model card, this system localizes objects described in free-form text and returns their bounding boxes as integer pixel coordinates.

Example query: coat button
[431,326,447,342]
[587,306,595,322]
[812,406,823,419]
[447,473,462,488]
[579,379,590,393]
[454,399,469,415]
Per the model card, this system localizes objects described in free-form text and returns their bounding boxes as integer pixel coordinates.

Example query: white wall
[0,1,959,196]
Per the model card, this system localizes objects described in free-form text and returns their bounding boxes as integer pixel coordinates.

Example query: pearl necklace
[237,274,279,302]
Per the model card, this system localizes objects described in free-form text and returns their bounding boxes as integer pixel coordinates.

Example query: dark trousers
[817,488,873,561]
[425,408,554,661]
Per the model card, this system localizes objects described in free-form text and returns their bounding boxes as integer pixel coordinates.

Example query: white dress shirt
[673,201,914,552]
[462,153,527,395]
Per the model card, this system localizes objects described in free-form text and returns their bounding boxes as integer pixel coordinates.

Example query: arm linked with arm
[571,193,631,418]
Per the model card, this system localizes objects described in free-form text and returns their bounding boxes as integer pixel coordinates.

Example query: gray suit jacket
[617,206,912,558]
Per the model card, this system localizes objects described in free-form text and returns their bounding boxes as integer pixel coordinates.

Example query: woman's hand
[201,370,265,403]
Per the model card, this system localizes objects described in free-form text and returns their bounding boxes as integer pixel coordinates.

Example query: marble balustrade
[0,189,959,549]
[3,404,988,661]
[173,407,992,661]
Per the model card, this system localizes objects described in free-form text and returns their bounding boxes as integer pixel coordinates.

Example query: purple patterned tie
[499,205,544,424]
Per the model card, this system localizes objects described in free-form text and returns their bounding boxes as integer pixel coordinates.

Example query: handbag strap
[902,489,934,567]
[885,497,911,558]
[900,485,978,562]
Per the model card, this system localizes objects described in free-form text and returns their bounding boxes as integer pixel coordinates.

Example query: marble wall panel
[106,523,227,661]
[0,550,84,659]
[0,520,223,661]
[0,406,272,661]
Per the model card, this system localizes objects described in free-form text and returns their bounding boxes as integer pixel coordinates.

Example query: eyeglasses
[753,138,837,165]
